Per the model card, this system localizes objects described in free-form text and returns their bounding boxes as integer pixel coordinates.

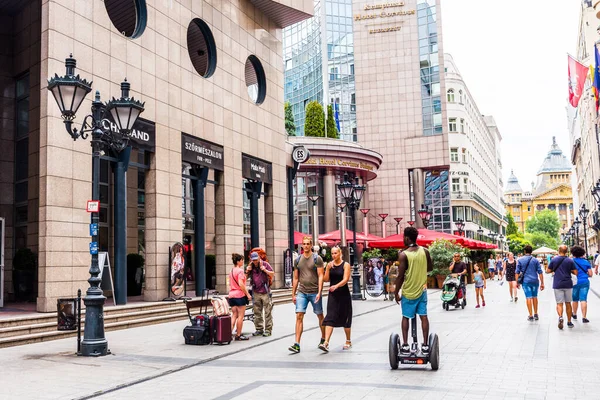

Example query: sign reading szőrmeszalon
[242,154,272,184]
[181,133,225,171]
[354,1,415,34]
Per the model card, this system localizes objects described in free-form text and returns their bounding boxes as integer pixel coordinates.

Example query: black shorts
[228,297,249,307]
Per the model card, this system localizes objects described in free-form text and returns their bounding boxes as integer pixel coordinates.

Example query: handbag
[211,296,230,316]
[517,257,532,285]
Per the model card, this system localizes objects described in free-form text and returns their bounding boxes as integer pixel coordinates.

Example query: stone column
[413,169,425,229]
[323,169,337,233]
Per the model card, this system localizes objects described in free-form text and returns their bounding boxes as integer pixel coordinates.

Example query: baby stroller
[440,274,466,311]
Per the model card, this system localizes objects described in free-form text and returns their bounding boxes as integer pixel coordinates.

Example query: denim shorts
[573,282,590,302]
[401,290,428,319]
[295,292,323,315]
[521,282,539,299]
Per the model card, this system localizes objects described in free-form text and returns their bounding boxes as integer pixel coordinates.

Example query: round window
[245,55,266,105]
[187,19,217,78]
[104,0,147,39]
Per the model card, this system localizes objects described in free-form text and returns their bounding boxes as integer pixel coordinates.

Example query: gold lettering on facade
[304,157,375,172]
[364,2,405,10]
[355,2,415,33]
[369,26,402,34]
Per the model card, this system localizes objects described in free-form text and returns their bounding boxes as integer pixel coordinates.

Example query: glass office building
[284,0,357,141]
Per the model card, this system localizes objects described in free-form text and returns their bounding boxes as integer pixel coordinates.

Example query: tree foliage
[506,212,519,236]
[507,233,532,255]
[427,239,469,276]
[524,231,558,250]
[525,209,560,239]
[284,102,296,136]
[326,104,339,139]
[304,101,325,137]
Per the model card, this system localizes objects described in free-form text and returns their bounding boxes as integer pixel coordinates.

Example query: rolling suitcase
[183,291,212,345]
[210,315,232,345]
[183,324,211,345]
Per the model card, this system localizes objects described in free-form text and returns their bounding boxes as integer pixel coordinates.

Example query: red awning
[294,231,310,245]
[318,229,383,243]
[369,229,465,248]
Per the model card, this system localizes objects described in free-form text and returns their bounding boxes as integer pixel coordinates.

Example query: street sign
[86,200,100,213]
[89,223,99,237]
[89,242,99,255]
[292,146,310,163]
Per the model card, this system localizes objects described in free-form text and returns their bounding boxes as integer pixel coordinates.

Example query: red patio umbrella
[318,229,382,243]
[369,229,465,248]
[294,231,310,245]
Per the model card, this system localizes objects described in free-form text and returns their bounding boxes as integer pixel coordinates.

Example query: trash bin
[57,298,78,331]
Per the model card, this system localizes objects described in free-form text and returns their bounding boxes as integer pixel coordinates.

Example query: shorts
[475,284,484,289]
[384,275,389,284]
[521,282,539,299]
[553,288,573,303]
[573,283,590,302]
[401,290,428,319]
[489,268,495,273]
[497,267,503,272]
[228,296,249,307]
[295,292,323,315]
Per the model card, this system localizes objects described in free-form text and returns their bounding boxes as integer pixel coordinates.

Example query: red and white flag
[568,55,588,108]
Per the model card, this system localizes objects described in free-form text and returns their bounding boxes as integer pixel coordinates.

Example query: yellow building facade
[504,138,574,233]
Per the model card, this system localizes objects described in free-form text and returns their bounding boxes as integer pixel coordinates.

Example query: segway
[389,317,439,370]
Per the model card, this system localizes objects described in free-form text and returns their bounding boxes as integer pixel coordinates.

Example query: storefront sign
[242,154,272,184]
[181,133,225,171]
[102,117,156,152]
[354,1,415,34]
[292,146,310,163]
[303,157,376,172]
[451,171,469,176]
[283,248,293,288]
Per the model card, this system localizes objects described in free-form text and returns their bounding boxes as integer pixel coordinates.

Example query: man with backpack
[289,236,325,353]
[246,250,274,337]
[545,245,577,329]
[515,245,545,322]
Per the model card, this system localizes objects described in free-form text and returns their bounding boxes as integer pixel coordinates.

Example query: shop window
[104,0,147,38]
[245,55,267,105]
[187,18,217,78]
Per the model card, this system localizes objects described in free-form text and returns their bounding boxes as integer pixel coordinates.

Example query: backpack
[295,253,319,270]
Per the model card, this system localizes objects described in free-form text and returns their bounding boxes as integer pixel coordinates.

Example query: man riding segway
[390,227,439,370]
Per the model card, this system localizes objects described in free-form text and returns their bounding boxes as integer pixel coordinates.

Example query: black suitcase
[183,324,211,345]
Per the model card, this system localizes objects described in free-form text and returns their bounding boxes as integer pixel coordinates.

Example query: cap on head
[250,252,259,261]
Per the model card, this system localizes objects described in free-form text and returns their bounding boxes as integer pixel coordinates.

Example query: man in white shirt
[594,251,600,275]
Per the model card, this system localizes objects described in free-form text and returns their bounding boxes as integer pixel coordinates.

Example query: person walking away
[571,246,593,323]
[382,257,390,300]
[594,250,600,276]
[504,252,518,302]
[319,246,352,352]
[515,245,545,322]
[487,254,496,281]
[449,253,468,301]
[496,255,504,283]
[246,250,274,337]
[545,245,577,329]
[473,264,486,308]
[289,236,325,353]
[229,253,252,340]
[393,227,433,355]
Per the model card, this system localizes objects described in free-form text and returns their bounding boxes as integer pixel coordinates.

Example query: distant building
[505,138,574,234]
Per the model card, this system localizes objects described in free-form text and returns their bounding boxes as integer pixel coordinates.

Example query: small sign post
[86,200,100,213]
[89,223,99,237]
[89,242,99,255]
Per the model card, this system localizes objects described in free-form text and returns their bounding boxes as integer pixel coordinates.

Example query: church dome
[505,169,523,193]
[537,136,571,175]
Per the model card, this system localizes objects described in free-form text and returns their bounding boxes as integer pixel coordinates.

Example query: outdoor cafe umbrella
[531,246,558,255]
[318,229,383,243]
[369,229,465,248]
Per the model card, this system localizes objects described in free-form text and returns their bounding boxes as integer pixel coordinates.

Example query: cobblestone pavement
[2,276,600,400]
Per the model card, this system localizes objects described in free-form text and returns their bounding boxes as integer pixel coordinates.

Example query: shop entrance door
[0,217,5,307]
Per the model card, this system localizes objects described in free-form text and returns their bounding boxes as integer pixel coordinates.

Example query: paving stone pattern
[1,276,600,400]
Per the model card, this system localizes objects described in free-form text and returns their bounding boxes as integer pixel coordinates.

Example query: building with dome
[504,138,574,233]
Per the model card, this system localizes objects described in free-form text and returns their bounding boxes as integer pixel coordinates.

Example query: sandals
[235,335,249,341]
[343,340,352,350]
[318,341,330,353]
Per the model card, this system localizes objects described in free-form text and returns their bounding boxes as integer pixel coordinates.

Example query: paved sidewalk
[2,275,600,400]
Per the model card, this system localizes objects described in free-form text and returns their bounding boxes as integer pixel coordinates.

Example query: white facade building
[445,54,506,240]
[569,0,600,252]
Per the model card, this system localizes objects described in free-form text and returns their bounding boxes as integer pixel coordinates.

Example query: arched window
[458,90,464,104]
[447,89,455,103]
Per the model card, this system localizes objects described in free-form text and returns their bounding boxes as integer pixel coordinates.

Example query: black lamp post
[307,194,321,248]
[48,55,144,357]
[338,173,366,301]
[574,217,581,245]
[477,225,484,240]
[569,226,575,247]
[455,218,465,237]
[417,204,432,229]
[499,234,505,256]
[580,204,590,255]
[394,217,403,235]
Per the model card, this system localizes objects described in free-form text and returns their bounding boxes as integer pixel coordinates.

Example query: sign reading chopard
[102,117,156,152]
[181,133,224,171]
[354,1,415,34]
[242,154,272,184]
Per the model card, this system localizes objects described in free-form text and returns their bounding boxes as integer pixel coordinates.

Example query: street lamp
[569,226,575,247]
[592,180,600,209]
[378,213,389,237]
[394,217,403,235]
[407,220,415,226]
[574,217,581,246]
[338,173,366,301]
[307,194,321,249]
[455,218,465,237]
[499,234,505,256]
[338,202,348,247]
[48,55,145,357]
[360,208,370,247]
[477,225,484,240]
[580,204,590,255]
[417,204,432,229]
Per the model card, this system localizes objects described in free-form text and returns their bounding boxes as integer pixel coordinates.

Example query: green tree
[326,104,339,138]
[304,101,325,137]
[525,209,560,239]
[506,212,519,236]
[507,234,531,255]
[524,231,558,250]
[284,102,296,136]
[427,239,469,276]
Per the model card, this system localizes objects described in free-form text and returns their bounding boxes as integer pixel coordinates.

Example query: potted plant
[428,239,468,288]
[12,248,37,302]
[428,267,448,288]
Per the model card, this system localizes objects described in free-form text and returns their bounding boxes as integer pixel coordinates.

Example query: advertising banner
[364,257,385,295]
[170,242,185,298]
